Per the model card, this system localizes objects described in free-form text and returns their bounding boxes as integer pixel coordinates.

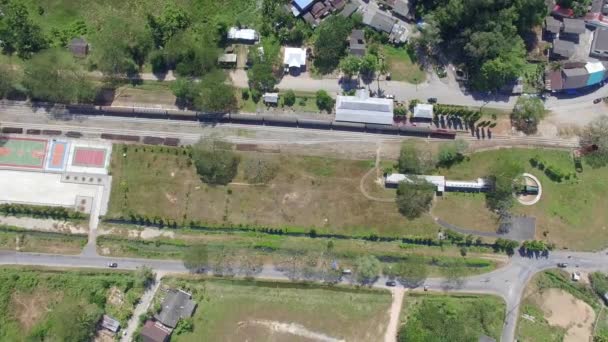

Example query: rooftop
[349,29,366,56]
[293,0,315,11]
[591,27,608,57]
[217,53,237,63]
[335,90,394,125]
[283,47,307,68]
[227,27,257,41]
[365,12,395,33]
[340,2,359,17]
[392,0,409,17]
[562,67,590,89]
[544,16,562,34]
[140,320,171,342]
[552,39,576,58]
[263,92,279,103]
[413,103,434,119]
[154,289,196,328]
[563,18,586,35]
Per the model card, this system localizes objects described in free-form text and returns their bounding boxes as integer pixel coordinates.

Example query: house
[68,37,89,58]
[385,174,490,194]
[591,27,608,59]
[544,16,562,36]
[349,29,366,56]
[562,67,590,89]
[552,39,576,59]
[311,1,331,19]
[100,315,120,333]
[335,90,394,125]
[291,0,316,15]
[303,12,318,27]
[217,53,237,67]
[392,0,409,19]
[562,18,586,37]
[365,12,396,34]
[340,2,359,17]
[412,103,434,120]
[140,320,172,342]
[283,47,307,75]
[227,27,258,43]
[154,289,197,328]
[263,92,279,105]
[329,0,346,11]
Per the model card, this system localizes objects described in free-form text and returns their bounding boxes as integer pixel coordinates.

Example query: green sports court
[0,137,48,169]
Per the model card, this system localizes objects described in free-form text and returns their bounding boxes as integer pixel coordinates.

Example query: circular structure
[515,173,542,206]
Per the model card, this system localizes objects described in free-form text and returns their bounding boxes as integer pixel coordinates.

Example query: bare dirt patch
[107,287,124,306]
[0,216,87,234]
[535,288,595,342]
[10,290,56,332]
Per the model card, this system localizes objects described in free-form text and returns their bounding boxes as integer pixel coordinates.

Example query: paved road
[1,248,607,342]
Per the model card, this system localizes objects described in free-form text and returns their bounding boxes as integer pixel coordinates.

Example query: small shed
[524,185,539,195]
[140,320,171,342]
[217,53,237,67]
[263,92,279,104]
[392,0,409,18]
[544,16,562,35]
[69,37,89,58]
[552,39,576,59]
[562,18,586,35]
[227,27,258,43]
[412,103,434,120]
[100,315,120,333]
[283,47,307,74]
[349,29,366,56]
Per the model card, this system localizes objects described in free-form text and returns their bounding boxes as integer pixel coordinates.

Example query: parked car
[594,98,602,104]
[108,262,118,268]
[427,97,438,104]
[386,94,395,100]
[557,262,568,268]
[385,280,397,287]
[342,269,352,275]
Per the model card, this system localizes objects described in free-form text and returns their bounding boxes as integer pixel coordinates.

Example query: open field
[113,83,177,109]
[382,46,426,84]
[98,224,501,277]
[516,270,602,342]
[0,267,147,341]
[399,292,505,341]
[161,277,392,342]
[238,89,322,114]
[437,148,608,250]
[106,144,438,237]
[0,225,86,254]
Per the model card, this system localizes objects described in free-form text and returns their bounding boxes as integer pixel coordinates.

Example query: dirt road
[384,287,406,342]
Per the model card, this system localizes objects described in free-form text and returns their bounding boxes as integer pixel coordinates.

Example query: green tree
[394,256,429,288]
[46,299,103,342]
[195,83,237,113]
[359,53,378,76]
[0,65,19,98]
[313,16,353,73]
[0,1,48,58]
[437,139,468,168]
[171,78,198,107]
[283,89,296,106]
[147,4,190,48]
[135,266,155,288]
[579,115,608,168]
[339,55,361,78]
[23,49,96,103]
[485,157,524,211]
[396,178,435,219]
[192,140,240,185]
[397,142,434,174]
[248,62,276,92]
[315,90,334,112]
[183,244,209,272]
[355,255,382,284]
[511,96,545,134]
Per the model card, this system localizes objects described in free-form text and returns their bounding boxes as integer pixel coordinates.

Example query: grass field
[97,224,501,277]
[0,267,147,341]
[436,148,608,250]
[399,292,505,341]
[159,277,392,342]
[383,45,426,84]
[238,89,322,114]
[516,270,601,342]
[107,145,438,237]
[0,226,86,254]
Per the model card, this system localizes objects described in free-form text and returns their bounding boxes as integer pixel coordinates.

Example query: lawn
[238,89,321,114]
[437,148,608,250]
[0,226,87,255]
[399,293,505,341]
[159,277,392,342]
[106,144,439,237]
[0,267,148,341]
[383,45,426,84]
[97,224,500,277]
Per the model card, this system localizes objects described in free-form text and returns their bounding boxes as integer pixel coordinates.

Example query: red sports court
[72,147,107,168]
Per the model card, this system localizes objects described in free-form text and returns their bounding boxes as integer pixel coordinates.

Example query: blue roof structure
[293,0,315,12]
[587,71,605,86]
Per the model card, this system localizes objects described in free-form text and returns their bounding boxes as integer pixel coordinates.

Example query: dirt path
[384,288,406,342]
[537,288,596,342]
[359,142,395,203]
[120,272,163,342]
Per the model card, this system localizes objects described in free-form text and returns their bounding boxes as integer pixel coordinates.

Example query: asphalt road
[1,249,607,342]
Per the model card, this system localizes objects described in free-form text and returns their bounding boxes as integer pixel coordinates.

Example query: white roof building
[283,47,307,69]
[335,90,394,125]
[385,174,490,193]
[263,92,279,104]
[227,27,258,42]
[413,103,434,119]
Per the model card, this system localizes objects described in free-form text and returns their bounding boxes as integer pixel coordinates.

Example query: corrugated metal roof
[562,68,590,89]
[335,94,394,125]
[413,104,433,119]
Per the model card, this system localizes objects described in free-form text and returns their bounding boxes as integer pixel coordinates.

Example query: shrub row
[0,203,87,220]
[529,156,576,182]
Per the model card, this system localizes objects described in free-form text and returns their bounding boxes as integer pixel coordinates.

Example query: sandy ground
[98,226,174,239]
[384,288,406,342]
[536,288,595,342]
[0,216,87,234]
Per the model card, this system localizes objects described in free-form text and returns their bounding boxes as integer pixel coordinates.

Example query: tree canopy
[355,255,382,284]
[511,96,546,134]
[192,140,240,185]
[313,16,353,74]
[579,115,608,168]
[397,142,435,174]
[485,156,523,212]
[183,244,209,272]
[0,1,48,58]
[315,90,334,112]
[339,55,361,78]
[23,49,95,103]
[415,0,547,91]
[396,178,435,219]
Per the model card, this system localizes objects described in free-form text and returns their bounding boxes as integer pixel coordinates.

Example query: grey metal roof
[553,39,576,58]
[592,27,608,53]
[154,290,197,328]
[544,16,562,34]
[393,0,409,17]
[335,94,394,125]
[562,68,589,89]
[340,3,358,17]
[562,18,586,34]
[217,53,237,63]
[366,12,395,33]
[349,29,366,56]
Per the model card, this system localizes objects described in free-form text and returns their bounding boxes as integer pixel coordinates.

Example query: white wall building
[227,27,258,42]
[385,173,489,194]
[413,103,434,120]
[335,90,394,125]
[283,47,307,73]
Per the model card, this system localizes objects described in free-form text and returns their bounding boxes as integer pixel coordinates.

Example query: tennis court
[0,137,47,169]
[72,147,107,168]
